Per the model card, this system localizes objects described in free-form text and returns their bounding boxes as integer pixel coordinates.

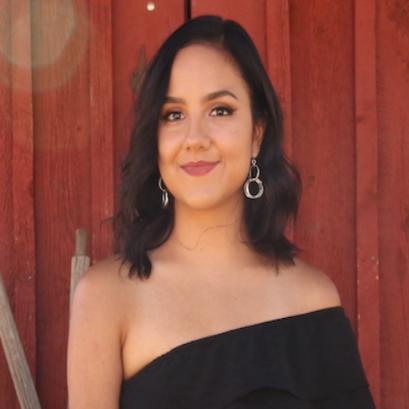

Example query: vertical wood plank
[354,0,380,405]
[112,0,186,192]
[0,0,18,405]
[89,0,114,262]
[265,0,292,156]
[377,0,409,407]
[32,0,92,407]
[265,0,293,241]
[289,0,357,326]
[11,0,37,386]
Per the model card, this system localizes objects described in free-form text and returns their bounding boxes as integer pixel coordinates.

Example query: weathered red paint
[11,0,37,382]
[0,1,36,408]
[0,0,18,405]
[355,0,380,405]
[377,0,409,407]
[290,0,357,324]
[32,0,93,406]
[89,0,115,263]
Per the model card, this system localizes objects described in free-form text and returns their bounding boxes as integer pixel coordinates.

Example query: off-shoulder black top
[120,307,376,408]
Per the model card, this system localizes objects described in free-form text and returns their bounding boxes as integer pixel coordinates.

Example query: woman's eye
[163,111,184,121]
[210,107,234,117]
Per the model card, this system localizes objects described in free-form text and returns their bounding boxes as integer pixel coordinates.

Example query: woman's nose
[183,115,211,151]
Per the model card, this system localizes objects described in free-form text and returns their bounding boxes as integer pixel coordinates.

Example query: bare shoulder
[76,255,129,287]
[68,256,133,408]
[70,255,138,334]
[73,256,131,307]
[282,258,341,311]
[70,255,133,347]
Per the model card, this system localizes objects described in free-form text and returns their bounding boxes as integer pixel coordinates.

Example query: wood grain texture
[354,0,380,405]
[0,272,41,409]
[0,0,36,407]
[11,0,37,387]
[289,0,357,326]
[377,0,409,407]
[0,0,17,406]
[32,0,92,407]
[89,0,114,262]
[265,0,292,155]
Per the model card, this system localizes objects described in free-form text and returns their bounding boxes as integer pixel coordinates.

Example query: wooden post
[68,231,90,409]
[0,271,41,409]
[70,229,90,311]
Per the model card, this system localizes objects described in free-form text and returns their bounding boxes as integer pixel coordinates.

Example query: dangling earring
[158,177,169,209]
[244,158,264,199]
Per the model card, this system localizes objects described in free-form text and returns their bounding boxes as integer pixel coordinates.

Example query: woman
[68,16,376,408]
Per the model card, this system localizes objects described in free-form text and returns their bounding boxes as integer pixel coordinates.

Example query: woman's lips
[181,161,218,176]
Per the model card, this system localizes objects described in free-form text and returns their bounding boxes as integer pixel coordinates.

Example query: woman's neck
[164,200,253,264]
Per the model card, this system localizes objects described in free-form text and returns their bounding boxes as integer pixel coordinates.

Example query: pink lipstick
[181,161,218,176]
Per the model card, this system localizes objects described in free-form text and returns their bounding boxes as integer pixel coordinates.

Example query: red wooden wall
[0,1,408,408]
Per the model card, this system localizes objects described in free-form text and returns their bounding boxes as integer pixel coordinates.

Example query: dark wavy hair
[114,15,301,279]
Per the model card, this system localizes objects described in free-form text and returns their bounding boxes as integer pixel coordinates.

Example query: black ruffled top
[120,307,376,408]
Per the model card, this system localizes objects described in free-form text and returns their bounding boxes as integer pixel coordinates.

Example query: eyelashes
[161,106,236,122]
[209,106,235,117]
[162,111,185,121]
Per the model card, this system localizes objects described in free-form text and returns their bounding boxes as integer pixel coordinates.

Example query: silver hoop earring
[244,158,264,199]
[158,177,169,209]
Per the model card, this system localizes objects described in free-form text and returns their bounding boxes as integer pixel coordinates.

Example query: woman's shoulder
[68,256,131,406]
[76,255,132,290]
[281,257,341,312]
[72,256,133,322]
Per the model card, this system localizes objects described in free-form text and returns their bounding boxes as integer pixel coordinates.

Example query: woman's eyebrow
[204,90,238,102]
[164,96,184,104]
[163,90,238,105]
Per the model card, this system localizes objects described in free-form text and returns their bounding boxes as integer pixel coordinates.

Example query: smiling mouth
[181,161,218,176]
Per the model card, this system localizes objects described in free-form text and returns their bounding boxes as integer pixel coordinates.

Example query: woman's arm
[67,262,125,409]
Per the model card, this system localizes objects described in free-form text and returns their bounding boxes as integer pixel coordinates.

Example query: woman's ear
[252,119,266,157]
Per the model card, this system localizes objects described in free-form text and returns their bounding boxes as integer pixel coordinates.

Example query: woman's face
[158,44,263,212]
